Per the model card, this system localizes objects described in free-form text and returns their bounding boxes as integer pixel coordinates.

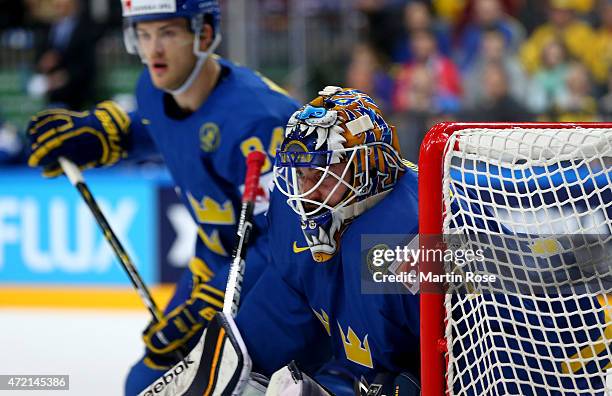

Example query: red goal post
[418,122,612,396]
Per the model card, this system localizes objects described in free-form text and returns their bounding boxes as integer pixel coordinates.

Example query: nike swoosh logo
[293,241,309,253]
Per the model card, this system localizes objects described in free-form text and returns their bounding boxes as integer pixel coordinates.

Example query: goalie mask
[121,0,222,95]
[274,86,405,263]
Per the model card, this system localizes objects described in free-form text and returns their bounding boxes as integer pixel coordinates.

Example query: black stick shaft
[74,181,164,322]
[59,157,190,362]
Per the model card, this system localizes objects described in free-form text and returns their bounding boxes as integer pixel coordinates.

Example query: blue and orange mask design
[274,86,406,262]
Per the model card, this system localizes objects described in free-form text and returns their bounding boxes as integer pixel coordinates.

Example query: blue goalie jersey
[235,168,420,393]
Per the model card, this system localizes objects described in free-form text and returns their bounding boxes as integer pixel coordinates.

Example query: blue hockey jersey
[235,167,420,391]
[127,58,298,298]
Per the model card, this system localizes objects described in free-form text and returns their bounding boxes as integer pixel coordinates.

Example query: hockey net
[419,123,612,396]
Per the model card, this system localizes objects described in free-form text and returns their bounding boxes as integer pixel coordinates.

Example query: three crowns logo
[187,193,235,225]
[338,324,373,368]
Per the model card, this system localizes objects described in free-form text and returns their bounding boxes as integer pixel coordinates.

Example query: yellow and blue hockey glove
[27,101,131,177]
[142,258,225,370]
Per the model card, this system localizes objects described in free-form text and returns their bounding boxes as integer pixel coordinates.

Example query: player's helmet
[274,86,406,262]
[121,0,222,94]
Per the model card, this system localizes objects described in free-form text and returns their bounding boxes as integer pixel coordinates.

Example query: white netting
[442,128,612,395]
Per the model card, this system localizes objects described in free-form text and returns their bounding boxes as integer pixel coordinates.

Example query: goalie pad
[265,362,332,396]
[138,312,252,396]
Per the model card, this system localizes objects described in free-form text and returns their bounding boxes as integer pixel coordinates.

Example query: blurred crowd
[347,0,612,160]
[2,0,612,164]
[0,0,112,165]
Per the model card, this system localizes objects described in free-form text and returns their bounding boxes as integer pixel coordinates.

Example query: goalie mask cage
[418,122,612,396]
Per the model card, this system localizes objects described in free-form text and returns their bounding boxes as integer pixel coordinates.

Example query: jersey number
[239,127,284,173]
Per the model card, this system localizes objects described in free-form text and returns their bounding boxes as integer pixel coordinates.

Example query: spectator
[518,0,594,33]
[435,0,525,25]
[345,42,395,113]
[354,0,406,59]
[590,0,612,86]
[459,62,533,121]
[391,0,452,63]
[463,27,527,107]
[565,0,596,14]
[456,0,526,71]
[556,62,598,121]
[525,38,570,114]
[392,64,445,162]
[30,0,100,110]
[516,0,549,34]
[519,0,595,76]
[393,29,462,114]
[394,65,440,162]
[432,0,468,24]
[23,0,58,24]
[598,67,612,120]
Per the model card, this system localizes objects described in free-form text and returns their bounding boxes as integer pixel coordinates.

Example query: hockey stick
[223,150,267,317]
[58,157,166,326]
[136,152,267,396]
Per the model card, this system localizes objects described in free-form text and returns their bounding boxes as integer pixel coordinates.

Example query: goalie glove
[138,312,253,396]
[27,101,131,177]
[143,258,224,370]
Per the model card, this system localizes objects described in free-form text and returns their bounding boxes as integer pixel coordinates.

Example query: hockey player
[237,87,421,394]
[236,86,421,394]
[134,87,421,396]
[25,1,298,394]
